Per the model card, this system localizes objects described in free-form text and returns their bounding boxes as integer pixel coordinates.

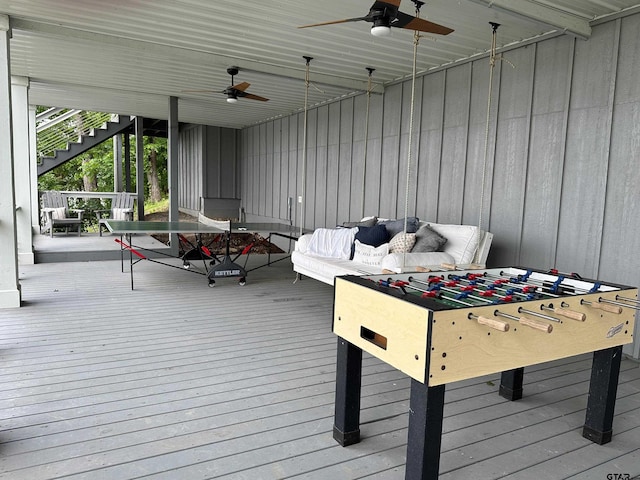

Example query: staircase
[37,110,135,176]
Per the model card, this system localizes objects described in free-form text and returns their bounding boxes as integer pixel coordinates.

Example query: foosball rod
[578,299,623,314]
[453,275,586,320]
[448,275,537,301]
[450,282,515,302]
[388,278,496,310]
[594,297,640,310]
[499,270,600,295]
[493,310,553,333]
[517,306,561,323]
[408,277,505,305]
[479,272,560,298]
[384,279,475,307]
[616,295,640,306]
[396,280,510,332]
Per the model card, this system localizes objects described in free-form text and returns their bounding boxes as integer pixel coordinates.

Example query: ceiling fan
[183,67,269,104]
[299,0,454,37]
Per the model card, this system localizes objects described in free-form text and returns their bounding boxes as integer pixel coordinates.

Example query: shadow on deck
[33,231,171,263]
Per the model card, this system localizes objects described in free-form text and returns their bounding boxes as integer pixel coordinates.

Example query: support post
[113,133,123,192]
[333,337,362,446]
[124,133,131,192]
[582,346,622,445]
[168,96,179,255]
[28,105,39,232]
[0,15,21,307]
[11,75,34,265]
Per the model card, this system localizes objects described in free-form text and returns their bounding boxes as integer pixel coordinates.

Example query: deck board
[1,257,639,479]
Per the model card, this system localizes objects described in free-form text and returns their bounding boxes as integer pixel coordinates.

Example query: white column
[0,15,22,308]
[29,105,39,231]
[12,76,34,265]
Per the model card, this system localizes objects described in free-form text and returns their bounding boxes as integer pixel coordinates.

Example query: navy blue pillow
[351,224,390,259]
[355,224,389,247]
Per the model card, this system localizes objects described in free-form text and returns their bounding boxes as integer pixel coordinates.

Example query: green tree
[37,107,169,228]
[145,137,168,203]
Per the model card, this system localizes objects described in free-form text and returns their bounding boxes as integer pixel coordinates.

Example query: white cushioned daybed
[292,217,493,286]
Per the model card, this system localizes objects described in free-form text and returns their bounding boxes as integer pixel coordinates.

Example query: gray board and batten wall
[180,12,640,358]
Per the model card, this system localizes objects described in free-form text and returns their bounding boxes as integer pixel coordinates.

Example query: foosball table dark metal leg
[499,367,525,401]
[582,345,623,445]
[405,380,446,480]
[333,337,363,446]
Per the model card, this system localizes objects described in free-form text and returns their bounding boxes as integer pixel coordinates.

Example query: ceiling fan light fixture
[371,17,391,37]
[226,96,238,104]
[371,25,391,36]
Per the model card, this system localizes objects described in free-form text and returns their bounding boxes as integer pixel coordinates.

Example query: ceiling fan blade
[232,82,251,92]
[372,0,401,9]
[243,93,270,102]
[393,11,454,35]
[298,17,366,29]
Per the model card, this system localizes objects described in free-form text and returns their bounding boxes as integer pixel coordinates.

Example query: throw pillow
[352,240,389,266]
[388,232,417,253]
[352,224,390,259]
[51,206,66,219]
[411,224,447,253]
[112,207,130,220]
[342,217,377,228]
[355,224,390,247]
[378,217,420,237]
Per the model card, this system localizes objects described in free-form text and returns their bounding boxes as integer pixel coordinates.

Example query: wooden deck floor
[1,257,639,479]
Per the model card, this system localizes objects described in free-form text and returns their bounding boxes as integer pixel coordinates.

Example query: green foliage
[37,113,168,194]
[37,108,171,234]
[145,197,169,214]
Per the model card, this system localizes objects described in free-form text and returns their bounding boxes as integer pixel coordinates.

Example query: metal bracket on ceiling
[468,0,591,39]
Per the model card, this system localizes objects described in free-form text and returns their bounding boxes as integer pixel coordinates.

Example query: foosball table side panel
[333,278,431,383]
[334,274,636,387]
[428,288,636,385]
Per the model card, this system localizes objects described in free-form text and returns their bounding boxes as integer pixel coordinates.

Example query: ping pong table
[104,220,308,289]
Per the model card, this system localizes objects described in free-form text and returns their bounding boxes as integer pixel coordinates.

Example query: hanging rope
[402,1,422,268]
[360,67,375,219]
[300,56,312,236]
[474,22,500,263]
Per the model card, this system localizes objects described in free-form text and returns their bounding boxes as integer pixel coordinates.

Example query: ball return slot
[360,326,388,350]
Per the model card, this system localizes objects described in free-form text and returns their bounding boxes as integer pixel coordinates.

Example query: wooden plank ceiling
[2,0,640,128]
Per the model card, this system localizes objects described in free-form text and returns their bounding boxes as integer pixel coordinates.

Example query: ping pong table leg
[128,233,134,290]
[119,234,125,273]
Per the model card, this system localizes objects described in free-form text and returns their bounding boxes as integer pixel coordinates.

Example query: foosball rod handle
[476,315,510,332]
[550,307,586,321]
[581,300,622,314]
[518,316,553,333]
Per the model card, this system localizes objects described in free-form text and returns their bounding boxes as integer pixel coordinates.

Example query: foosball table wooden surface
[333,267,636,385]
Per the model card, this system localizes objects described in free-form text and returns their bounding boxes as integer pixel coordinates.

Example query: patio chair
[95,192,134,236]
[41,190,84,237]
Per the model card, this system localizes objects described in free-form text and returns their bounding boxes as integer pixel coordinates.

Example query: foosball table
[331,266,638,480]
